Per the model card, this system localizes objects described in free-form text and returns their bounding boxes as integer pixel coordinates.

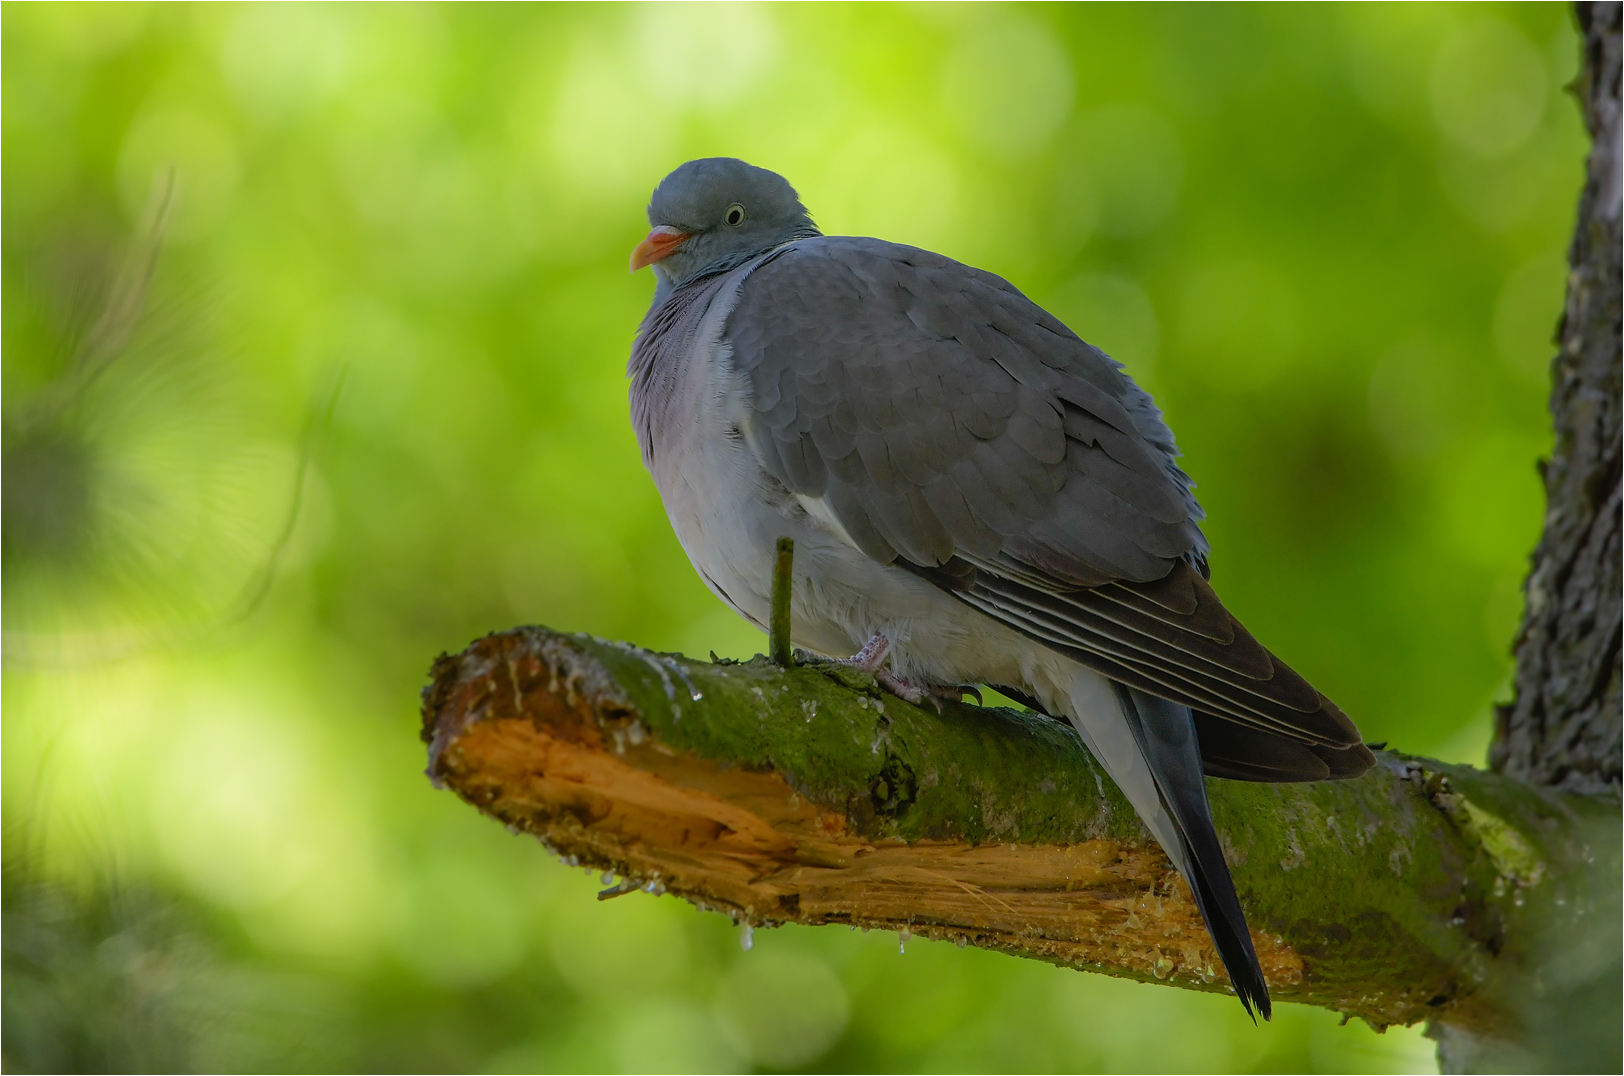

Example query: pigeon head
[630,158,820,287]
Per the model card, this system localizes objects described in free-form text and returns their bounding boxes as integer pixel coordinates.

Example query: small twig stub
[770,537,794,666]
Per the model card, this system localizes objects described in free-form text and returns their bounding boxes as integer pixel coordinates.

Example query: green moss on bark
[427,628,1620,1037]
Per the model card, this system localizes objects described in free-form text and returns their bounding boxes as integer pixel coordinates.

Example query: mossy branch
[421,626,1618,1039]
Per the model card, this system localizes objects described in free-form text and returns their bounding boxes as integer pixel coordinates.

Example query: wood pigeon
[627,157,1375,1019]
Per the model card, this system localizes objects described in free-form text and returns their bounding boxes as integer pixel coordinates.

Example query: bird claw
[876,672,981,712]
[874,669,925,705]
[800,632,978,712]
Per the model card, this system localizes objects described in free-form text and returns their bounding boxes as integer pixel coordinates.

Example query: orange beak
[629,225,691,272]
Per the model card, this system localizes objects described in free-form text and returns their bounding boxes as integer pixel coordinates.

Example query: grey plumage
[626,158,1375,1020]
[730,238,1206,579]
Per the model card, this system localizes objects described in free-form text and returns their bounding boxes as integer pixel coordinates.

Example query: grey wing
[727,237,1371,777]
[729,236,1202,582]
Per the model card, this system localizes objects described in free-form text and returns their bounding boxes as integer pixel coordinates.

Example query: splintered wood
[427,655,1302,993]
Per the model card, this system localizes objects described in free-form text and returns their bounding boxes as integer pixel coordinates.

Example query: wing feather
[724,236,1370,774]
[951,572,1359,747]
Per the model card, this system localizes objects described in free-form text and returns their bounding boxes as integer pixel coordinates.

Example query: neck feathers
[627,274,731,469]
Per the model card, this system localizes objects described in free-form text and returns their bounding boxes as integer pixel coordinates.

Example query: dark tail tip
[1188,862,1272,1021]
[1114,685,1272,1021]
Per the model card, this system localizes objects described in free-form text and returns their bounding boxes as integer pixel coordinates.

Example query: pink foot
[837,632,891,673]
[875,675,981,710]
[809,632,980,710]
[875,669,925,705]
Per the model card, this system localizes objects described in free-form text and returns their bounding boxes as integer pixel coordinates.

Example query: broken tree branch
[421,627,1618,1041]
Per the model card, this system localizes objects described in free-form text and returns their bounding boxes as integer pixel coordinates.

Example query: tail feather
[1114,684,1272,1021]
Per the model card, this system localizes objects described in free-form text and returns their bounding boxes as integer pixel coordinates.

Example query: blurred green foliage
[1,3,1585,1072]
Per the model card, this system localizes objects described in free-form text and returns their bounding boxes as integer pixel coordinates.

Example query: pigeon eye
[724,203,746,227]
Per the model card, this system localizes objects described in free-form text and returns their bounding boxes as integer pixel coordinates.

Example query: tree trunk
[1490,0,1622,799]
[1433,3,1624,1070]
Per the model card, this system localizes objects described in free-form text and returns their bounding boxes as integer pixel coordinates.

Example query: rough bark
[1491,1,1622,797]
[1442,5,1624,1069]
[421,628,1618,1044]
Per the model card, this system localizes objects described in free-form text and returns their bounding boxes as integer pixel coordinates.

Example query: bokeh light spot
[941,16,1075,157]
[1429,17,1547,157]
[714,947,849,1069]
[1060,104,1184,238]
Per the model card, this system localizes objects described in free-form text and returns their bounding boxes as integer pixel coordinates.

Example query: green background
[2,3,1585,1072]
